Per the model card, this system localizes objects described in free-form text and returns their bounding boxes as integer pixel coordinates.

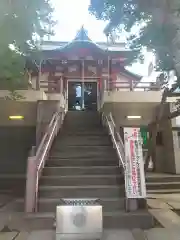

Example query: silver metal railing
[25,108,66,213]
[101,112,125,170]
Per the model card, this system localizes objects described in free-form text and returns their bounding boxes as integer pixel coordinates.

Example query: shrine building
[0,26,180,230]
[29,26,143,111]
[0,26,179,182]
[21,27,180,174]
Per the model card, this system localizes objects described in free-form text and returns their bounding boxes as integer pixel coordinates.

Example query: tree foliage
[0,0,55,91]
[89,0,179,72]
[89,0,180,172]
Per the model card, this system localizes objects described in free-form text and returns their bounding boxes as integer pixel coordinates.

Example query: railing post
[25,146,37,213]
[55,115,59,136]
[130,80,134,91]
[125,199,138,212]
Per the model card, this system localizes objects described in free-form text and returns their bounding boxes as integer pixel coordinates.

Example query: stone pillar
[36,75,40,90]
[172,130,180,173]
[154,119,176,173]
[171,102,180,173]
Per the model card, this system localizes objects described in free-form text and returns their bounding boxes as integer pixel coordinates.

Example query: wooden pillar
[108,58,112,91]
[37,60,43,90]
[48,71,53,93]
[97,60,103,110]
[62,62,68,93]
[130,79,134,91]
[58,76,62,93]
[81,59,85,109]
[36,74,40,90]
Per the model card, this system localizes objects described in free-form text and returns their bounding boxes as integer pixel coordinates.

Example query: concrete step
[50,146,117,158]
[61,131,108,136]
[51,145,114,152]
[8,211,153,229]
[55,135,110,141]
[43,166,120,176]
[53,138,111,146]
[147,189,180,194]
[147,182,180,190]
[65,112,101,122]
[63,123,103,128]
[46,158,118,167]
[50,151,117,159]
[4,197,125,213]
[65,111,100,117]
[62,128,105,133]
[103,211,154,229]
[39,198,125,213]
[39,185,125,198]
[146,174,180,183]
[40,175,123,186]
[48,156,117,161]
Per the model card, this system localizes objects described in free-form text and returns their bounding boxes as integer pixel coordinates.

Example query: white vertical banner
[124,128,146,198]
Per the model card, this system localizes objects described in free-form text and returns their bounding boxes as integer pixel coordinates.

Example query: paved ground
[1,193,180,239]
[1,229,180,240]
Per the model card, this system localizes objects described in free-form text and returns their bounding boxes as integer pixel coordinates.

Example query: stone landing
[1,229,180,240]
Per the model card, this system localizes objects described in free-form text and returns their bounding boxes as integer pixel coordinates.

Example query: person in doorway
[75,84,82,109]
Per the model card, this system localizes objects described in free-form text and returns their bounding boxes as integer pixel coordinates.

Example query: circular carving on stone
[70,207,87,228]
[72,212,86,227]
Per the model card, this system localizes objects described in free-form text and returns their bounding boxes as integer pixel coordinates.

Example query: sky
[51,0,107,42]
[50,0,156,78]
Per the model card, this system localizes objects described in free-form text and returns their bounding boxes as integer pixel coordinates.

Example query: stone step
[51,145,114,152]
[39,185,125,198]
[45,159,118,167]
[55,135,110,141]
[61,131,108,136]
[147,189,180,194]
[4,197,126,213]
[103,211,154,229]
[63,123,103,128]
[50,146,117,158]
[62,128,105,133]
[53,139,111,146]
[50,151,117,159]
[65,112,100,118]
[65,115,100,121]
[65,112,101,122]
[13,211,153,230]
[146,175,180,183]
[48,156,117,161]
[146,182,180,190]
[43,166,120,176]
[40,175,123,186]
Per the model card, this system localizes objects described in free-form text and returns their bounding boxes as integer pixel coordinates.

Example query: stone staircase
[146,173,180,194]
[38,111,153,228]
[2,111,153,229]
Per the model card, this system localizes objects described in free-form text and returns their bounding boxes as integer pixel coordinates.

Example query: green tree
[89,0,179,72]
[89,0,180,171]
[0,0,55,92]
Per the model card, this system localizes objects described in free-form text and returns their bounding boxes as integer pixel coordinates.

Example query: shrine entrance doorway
[68,81,97,111]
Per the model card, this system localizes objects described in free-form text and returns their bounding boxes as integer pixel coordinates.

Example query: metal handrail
[102,112,147,212]
[25,108,65,213]
[109,113,125,153]
[102,112,125,170]
[36,113,57,158]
